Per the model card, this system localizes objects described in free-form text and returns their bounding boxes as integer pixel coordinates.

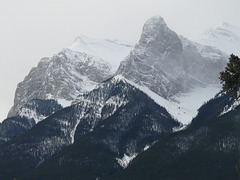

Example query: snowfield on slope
[68,35,135,72]
[114,75,220,125]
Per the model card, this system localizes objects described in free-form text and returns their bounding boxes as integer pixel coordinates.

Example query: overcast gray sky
[0,0,239,121]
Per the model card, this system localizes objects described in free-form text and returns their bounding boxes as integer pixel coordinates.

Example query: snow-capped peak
[197,22,240,56]
[140,16,172,44]
[68,35,134,72]
[209,22,240,37]
[8,36,134,118]
[143,15,167,29]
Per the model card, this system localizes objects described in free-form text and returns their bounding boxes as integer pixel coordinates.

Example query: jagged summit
[142,16,167,29]
[139,16,182,57]
[140,16,167,41]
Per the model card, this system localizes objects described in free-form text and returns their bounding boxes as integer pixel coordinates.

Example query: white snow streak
[143,145,150,151]
[116,153,138,169]
[220,98,240,116]
[19,108,46,124]
[114,75,220,125]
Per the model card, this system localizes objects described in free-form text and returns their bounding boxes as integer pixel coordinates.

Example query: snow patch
[144,145,150,151]
[116,153,137,169]
[220,98,240,116]
[70,118,81,144]
[46,94,71,108]
[172,124,188,132]
[57,98,72,108]
[19,108,46,124]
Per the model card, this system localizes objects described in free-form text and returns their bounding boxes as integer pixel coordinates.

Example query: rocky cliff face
[8,49,112,117]
[180,36,227,84]
[8,38,134,118]
[117,16,227,100]
[117,16,184,99]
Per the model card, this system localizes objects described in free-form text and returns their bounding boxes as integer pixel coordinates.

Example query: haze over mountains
[197,22,240,56]
[0,16,239,179]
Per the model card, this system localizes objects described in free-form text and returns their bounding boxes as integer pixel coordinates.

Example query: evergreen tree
[219,54,240,99]
[220,54,240,177]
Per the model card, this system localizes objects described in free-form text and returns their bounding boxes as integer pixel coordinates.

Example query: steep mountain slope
[0,77,179,180]
[197,23,240,56]
[117,16,226,100]
[0,99,62,144]
[117,16,227,124]
[27,79,179,180]
[117,16,185,99]
[106,93,240,180]
[8,37,134,118]
[180,36,227,83]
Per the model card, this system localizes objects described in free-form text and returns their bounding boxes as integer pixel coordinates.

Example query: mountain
[105,93,240,180]
[2,36,134,143]
[2,15,227,142]
[8,37,134,118]
[0,76,179,180]
[0,15,233,179]
[0,99,62,144]
[197,22,240,56]
[117,16,227,124]
[7,16,228,126]
[117,16,185,99]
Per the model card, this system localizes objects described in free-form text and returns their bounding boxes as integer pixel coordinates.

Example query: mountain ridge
[197,22,240,56]
[8,37,134,118]
[0,76,179,180]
